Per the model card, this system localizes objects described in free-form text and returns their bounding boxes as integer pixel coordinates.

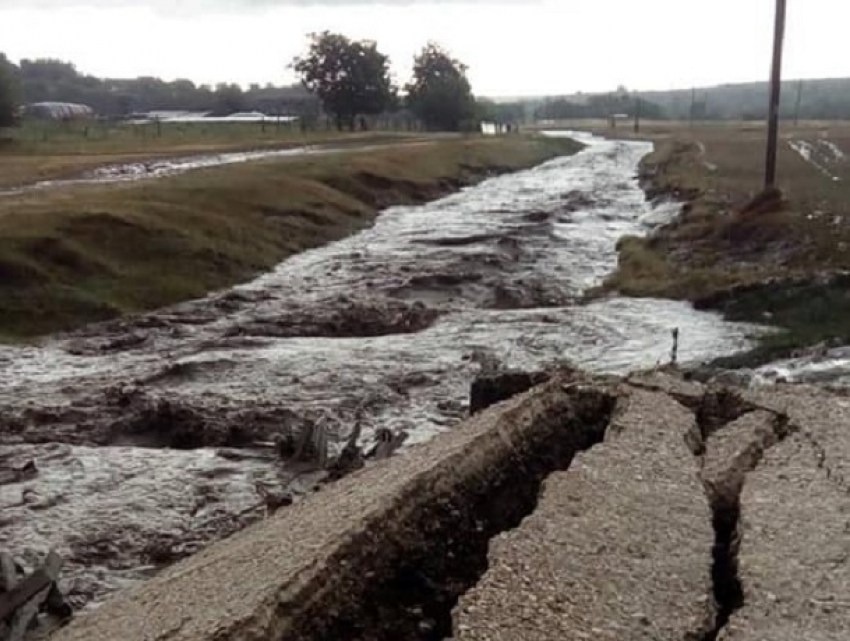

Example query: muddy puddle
[0,133,759,608]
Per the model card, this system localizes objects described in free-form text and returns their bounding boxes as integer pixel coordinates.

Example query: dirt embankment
[603,131,850,366]
[0,136,580,339]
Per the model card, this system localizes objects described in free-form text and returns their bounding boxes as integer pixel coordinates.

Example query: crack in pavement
[454,385,717,641]
[692,404,795,641]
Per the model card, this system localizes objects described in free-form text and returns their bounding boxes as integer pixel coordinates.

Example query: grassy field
[0,134,580,340]
[589,119,850,363]
[0,120,433,189]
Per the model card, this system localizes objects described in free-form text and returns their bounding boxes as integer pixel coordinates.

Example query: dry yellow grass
[0,124,440,189]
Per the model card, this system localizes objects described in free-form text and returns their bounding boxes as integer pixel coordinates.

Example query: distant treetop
[0,52,20,128]
[406,43,476,132]
[292,31,396,130]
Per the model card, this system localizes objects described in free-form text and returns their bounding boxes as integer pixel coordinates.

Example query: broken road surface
[42,372,850,641]
[454,388,715,640]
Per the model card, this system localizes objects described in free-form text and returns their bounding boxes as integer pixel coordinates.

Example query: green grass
[0,135,581,339]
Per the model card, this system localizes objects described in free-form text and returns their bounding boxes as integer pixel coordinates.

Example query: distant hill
[636,78,850,120]
[492,78,850,121]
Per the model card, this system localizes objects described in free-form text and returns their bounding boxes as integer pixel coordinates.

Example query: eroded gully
[0,133,758,606]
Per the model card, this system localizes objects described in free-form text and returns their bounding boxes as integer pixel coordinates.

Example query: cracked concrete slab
[719,435,850,641]
[27,376,850,641]
[452,389,716,641]
[700,410,783,507]
[744,387,850,495]
[627,370,707,401]
[47,375,614,641]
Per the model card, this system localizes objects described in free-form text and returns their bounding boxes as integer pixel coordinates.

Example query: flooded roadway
[0,139,428,196]
[0,133,758,606]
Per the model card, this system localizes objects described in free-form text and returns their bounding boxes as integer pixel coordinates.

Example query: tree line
[7,44,850,132]
[0,34,482,133]
[535,90,667,121]
[0,57,318,121]
[534,79,850,122]
[637,79,850,121]
[0,53,17,128]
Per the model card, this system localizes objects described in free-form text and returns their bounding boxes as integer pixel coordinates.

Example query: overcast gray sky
[0,0,845,96]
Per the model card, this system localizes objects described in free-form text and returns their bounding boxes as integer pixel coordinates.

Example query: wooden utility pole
[764,0,788,189]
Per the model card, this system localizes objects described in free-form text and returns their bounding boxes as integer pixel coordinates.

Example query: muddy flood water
[0,140,415,196]
[0,133,758,607]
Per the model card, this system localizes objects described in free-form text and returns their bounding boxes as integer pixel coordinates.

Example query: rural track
[0,136,445,196]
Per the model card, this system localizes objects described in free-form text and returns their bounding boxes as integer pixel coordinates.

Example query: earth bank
[0,135,580,338]
[602,127,850,368]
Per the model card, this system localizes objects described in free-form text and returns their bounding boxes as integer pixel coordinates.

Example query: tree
[535,98,590,121]
[213,83,246,116]
[0,53,20,128]
[293,31,396,130]
[477,98,526,125]
[586,92,666,120]
[406,43,476,131]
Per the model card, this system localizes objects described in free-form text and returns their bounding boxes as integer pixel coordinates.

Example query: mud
[468,369,555,415]
[0,141,416,196]
[0,134,759,609]
[223,298,442,339]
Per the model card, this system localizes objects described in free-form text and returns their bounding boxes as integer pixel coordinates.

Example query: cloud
[8,0,532,7]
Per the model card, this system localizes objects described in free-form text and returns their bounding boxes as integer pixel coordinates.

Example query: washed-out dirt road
[0,134,758,609]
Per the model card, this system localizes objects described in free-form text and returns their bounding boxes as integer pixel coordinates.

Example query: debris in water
[253,482,294,517]
[0,549,72,641]
[367,428,410,461]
